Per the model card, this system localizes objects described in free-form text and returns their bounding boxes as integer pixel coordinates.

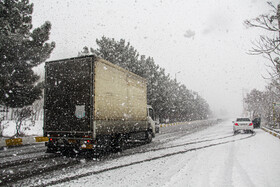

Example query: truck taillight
[249,123,253,126]
[235,123,239,126]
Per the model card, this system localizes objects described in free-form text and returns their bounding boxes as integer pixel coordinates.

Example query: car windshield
[236,118,250,122]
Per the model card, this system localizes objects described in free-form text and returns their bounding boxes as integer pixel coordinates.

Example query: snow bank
[1,120,43,137]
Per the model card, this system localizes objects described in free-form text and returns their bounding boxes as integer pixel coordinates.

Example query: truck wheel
[145,131,153,143]
[111,135,125,153]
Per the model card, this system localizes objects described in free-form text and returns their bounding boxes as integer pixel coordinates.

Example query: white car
[233,118,254,134]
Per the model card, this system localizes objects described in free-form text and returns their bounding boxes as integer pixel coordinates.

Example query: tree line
[244,2,280,126]
[79,37,211,122]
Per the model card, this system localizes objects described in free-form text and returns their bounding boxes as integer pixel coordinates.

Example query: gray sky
[31,0,277,117]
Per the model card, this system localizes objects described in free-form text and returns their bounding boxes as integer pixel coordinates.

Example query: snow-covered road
[53,120,280,187]
[6,119,280,187]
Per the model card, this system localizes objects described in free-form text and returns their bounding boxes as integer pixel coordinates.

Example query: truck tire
[145,131,153,143]
[111,135,126,152]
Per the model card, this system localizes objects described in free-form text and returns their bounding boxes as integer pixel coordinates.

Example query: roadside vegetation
[244,2,280,126]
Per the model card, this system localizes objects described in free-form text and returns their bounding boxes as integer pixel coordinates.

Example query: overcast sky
[30,0,278,117]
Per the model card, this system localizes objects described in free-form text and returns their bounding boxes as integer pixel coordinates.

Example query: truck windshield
[45,58,92,132]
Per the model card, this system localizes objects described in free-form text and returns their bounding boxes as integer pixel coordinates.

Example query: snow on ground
[164,129,280,187]
[1,120,43,137]
[55,120,280,187]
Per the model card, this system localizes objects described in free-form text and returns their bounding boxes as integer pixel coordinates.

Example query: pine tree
[0,0,55,108]
[92,36,139,70]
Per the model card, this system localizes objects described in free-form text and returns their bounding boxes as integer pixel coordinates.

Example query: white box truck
[44,55,156,152]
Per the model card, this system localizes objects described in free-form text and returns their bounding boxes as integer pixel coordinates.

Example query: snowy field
[1,120,43,137]
[45,120,280,187]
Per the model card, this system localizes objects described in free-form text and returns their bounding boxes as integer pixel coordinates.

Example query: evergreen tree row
[0,0,55,108]
[79,36,211,122]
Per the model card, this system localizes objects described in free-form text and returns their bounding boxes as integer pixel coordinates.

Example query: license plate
[68,139,76,144]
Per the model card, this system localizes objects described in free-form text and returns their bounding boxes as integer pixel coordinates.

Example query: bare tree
[244,2,280,80]
[14,107,32,137]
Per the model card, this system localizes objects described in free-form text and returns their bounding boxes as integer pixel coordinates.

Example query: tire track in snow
[232,148,255,187]
[220,142,235,187]
[0,127,221,185]
[1,120,220,186]
[0,158,80,186]
[35,133,255,187]
[121,134,235,157]
[3,133,234,186]
[0,154,58,170]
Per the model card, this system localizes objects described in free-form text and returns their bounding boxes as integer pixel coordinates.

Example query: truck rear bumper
[46,138,96,150]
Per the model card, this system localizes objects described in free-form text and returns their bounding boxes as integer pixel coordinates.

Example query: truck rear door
[44,57,93,133]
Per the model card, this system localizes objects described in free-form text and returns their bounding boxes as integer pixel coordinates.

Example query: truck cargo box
[44,55,150,141]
